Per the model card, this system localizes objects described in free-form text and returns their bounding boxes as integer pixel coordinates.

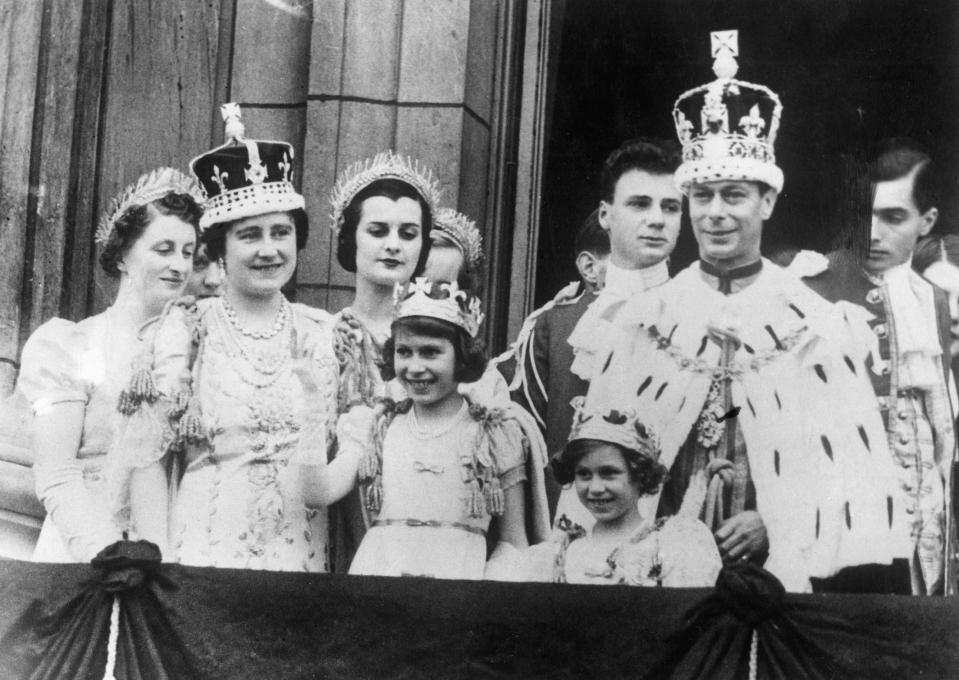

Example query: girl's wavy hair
[381,315,486,384]
[551,438,668,497]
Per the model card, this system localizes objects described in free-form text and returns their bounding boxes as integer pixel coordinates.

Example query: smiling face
[867,171,938,274]
[689,180,777,269]
[118,211,196,315]
[574,443,642,526]
[354,196,424,287]
[393,327,460,412]
[599,169,682,270]
[222,212,297,299]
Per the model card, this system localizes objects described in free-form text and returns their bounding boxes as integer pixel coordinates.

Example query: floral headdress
[95,167,203,245]
[433,207,483,269]
[394,277,484,338]
[328,150,443,235]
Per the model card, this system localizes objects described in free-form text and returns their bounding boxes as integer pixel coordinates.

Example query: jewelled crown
[190,103,305,231]
[329,150,443,235]
[394,277,485,338]
[433,207,483,269]
[95,167,204,245]
[672,31,783,194]
[567,396,661,462]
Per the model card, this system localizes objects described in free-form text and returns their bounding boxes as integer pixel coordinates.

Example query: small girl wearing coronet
[517,396,721,586]
[299,278,548,579]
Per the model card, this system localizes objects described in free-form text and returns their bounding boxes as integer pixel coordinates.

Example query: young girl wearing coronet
[300,278,547,579]
[518,396,721,586]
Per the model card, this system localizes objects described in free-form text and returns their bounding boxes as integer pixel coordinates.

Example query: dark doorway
[535,0,959,305]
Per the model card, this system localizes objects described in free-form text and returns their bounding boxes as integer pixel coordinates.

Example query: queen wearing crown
[115,104,340,572]
[16,168,202,562]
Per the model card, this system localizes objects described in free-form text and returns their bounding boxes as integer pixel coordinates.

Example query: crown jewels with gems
[672,30,783,194]
[190,103,305,231]
[394,277,485,338]
[433,207,483,269]
[567,396,661,462]
[329,150,443,235]
[95,167,204,245]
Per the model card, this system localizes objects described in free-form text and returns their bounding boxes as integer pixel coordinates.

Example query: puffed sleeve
[476,405,551,543]
[17,318,89,411]
[19,319,121,561]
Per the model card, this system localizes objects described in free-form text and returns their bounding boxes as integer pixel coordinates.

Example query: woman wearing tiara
[423,207,485,292]
[328,151,441,411]
[118,104,340,571]
[17,168,202,562]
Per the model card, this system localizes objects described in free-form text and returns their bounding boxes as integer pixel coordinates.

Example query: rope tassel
[468,479,486,518]
[365,477,383,513]
[178,397,206,445]
[485,476,505,516]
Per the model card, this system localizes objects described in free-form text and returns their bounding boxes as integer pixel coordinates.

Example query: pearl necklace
[222,296,289,339]
[407,400,468,440]
[216,298,294,386]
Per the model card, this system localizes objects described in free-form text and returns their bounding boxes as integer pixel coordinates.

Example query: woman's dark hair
[337,178,432,275]
[99,192,203,278]
[201,207,309,262]
[381,315,486,384]
[551,438,667,497]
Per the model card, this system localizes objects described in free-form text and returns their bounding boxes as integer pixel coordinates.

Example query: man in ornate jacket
[802,139,955,594]
[580,31,899,592]
[501,138,682,518]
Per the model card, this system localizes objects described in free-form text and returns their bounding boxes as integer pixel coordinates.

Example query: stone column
[299,0,501,313]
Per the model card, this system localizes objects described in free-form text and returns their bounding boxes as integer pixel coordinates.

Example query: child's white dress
[343,400,534,579]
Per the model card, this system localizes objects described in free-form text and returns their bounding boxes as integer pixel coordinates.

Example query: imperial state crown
[672,30,783,194]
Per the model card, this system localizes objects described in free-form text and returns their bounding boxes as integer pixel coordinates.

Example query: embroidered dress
[343,400,530,579]
[117,296,339,572]
[580,260,900,591]
[17,310,145,562]
[511,514,721,587]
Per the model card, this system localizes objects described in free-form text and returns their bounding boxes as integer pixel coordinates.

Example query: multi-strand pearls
[217,296,294,388]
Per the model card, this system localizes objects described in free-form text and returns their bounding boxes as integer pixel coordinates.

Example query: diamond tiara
[433,207,483,269]
[329,150,443,234]
[95,167,203,245]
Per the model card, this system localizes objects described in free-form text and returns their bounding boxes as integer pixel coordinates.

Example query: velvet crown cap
[190,102,305,231]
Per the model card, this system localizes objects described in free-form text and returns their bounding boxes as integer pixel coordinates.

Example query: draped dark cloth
[1,557,957,678]
[0,541,198,680]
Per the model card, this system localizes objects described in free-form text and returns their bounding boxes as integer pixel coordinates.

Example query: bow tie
[700,259,763,294]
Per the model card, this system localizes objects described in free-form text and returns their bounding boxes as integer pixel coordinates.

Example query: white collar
[604,260,670,298]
